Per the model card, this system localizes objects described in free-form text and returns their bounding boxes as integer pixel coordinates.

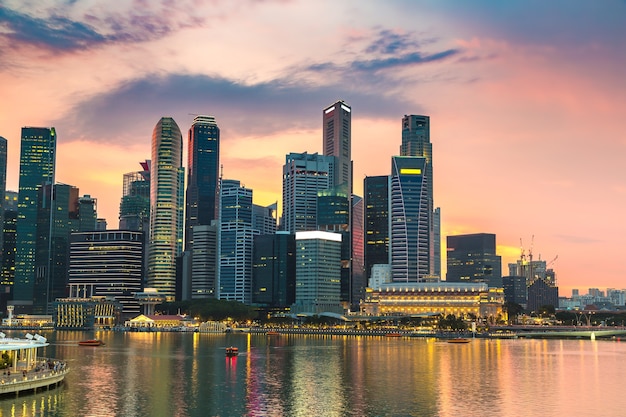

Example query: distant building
[368,264,391,289]
[190,224,218,299]
[147,118,184,302]
[14,127,56,311]
[322,100,351,193]
[252,232,296,309]
[33,183,80,314]
[351,195,365,309]
[119,161,150,231]
[218,179,258,304]
[446,233,502,287]
[253,203,277,235]
[68,230,144,318]
[291,231,343,314]
[361,282,504,321]
[390,156,430,282]
[78,195,98,231]
[527,277,559,312]
[185,115,220,251]
[502,275,527,308]
[281,152,334,232]
[364,175,389,283]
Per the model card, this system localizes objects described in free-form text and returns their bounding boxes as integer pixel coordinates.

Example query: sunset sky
[1,1,625,296]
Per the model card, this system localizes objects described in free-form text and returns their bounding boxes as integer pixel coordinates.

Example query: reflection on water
[0,331,625,416]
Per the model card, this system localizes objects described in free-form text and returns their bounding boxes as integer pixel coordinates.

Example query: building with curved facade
[147,117,184,301]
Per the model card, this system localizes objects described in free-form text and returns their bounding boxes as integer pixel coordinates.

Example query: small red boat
[385,332,402,337]
[78,339,104,347]
[225,346,239,357]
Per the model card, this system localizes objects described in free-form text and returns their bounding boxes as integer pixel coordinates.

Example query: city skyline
[1,1,625,295]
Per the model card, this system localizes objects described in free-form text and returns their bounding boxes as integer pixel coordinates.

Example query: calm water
[0,330,624,416]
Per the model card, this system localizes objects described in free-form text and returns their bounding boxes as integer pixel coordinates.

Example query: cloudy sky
[1,0,625,295]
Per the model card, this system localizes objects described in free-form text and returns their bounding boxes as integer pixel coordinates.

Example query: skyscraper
[281,152,334,232]
[13,127,56,309]
[0,136,6,265]
[446,233,502,287]
[119,161,150,232]
[218,179,258,304]
[147,118,184,302]
[389,156,430,282]
[185,116,220,250]
[323,100,351,192]
[33,183,80,313]
[252,231,296,308]
[364,175,389,283]
[400,115,438,277]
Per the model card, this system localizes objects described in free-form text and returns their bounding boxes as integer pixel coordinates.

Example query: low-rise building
[360,282,505,321]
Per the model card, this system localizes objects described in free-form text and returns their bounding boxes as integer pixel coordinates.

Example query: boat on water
[385,332,402,337]
[225,347,239,357]
[447,338,471,344]
[266,331,280,336]
[78,339,104,347]
[0,333,69,396]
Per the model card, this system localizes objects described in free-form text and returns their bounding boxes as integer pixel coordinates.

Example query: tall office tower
[33,183,80,314]
[363,175,389,283]
[0,137,6,266]
[316,190,351,305]
[147,118,184,302]
[323,100,351,192]
[119,161,150,231]
[14,127,56,309]
[252,231,296,309]
[389,156,429,282]
[253,203,277,235]
[190,223,218,299]
[281,152,334,232]
[68,230,144,318]
[185,116,220,251]
[291,231,343,314]
[78,195,98,231]
[2,191,18,287]
[446,233,502,287]
[218,179,258,304]
[351,195,365,307]
[400,115,436,276]
[433,208,441,278]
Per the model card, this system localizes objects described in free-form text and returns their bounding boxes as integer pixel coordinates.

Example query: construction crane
[547,255,559,268]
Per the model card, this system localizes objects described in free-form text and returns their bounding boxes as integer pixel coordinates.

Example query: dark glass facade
[252,232,296,308]
[119,162,150,231]
[364,175,389,284]
[33,184,80,314]
[14,127,56,306]
[446,233,502,287]
[185,116,220,250]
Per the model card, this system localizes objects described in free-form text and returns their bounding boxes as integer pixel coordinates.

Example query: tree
[503,302,524,324]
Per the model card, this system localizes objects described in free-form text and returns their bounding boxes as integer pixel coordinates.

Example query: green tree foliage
[156,299,258,322]
[438,314,467,331]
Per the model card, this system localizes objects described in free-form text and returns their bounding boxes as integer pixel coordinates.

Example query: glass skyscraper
[364,175,389,284]
[446,233,502,287]
[185,115,220,251]
[14,127,56,308]
[400,115,438,278]
[218,179,258,304]
[390,156,430,282]
[33,183,80,314]
[147,117,184,302]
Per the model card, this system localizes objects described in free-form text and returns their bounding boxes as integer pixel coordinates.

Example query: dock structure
[0,333,69,396]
